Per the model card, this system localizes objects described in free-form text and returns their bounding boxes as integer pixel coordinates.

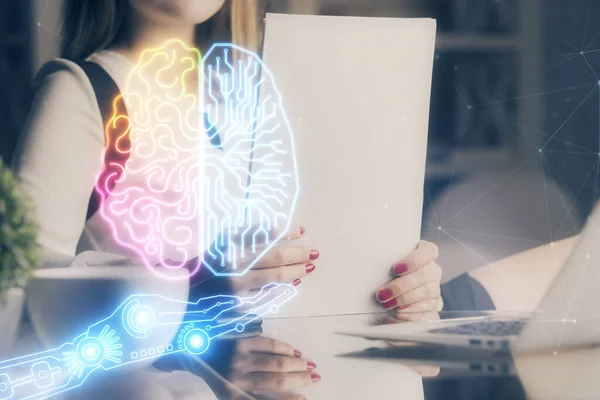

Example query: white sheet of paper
[259,14,436,317]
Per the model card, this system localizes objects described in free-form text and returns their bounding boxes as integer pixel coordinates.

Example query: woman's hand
[229,226,319,295]
[183,225,318,298]
[162,337,317,400]
[375,241,442,316]
[227,336,320,395]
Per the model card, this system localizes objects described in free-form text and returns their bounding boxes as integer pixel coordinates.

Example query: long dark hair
[60,0,264,60]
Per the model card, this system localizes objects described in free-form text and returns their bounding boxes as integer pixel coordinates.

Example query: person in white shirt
[14,0,447,313]
[20,0,562,393]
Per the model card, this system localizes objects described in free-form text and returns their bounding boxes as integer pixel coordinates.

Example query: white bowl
[26,266,190,363]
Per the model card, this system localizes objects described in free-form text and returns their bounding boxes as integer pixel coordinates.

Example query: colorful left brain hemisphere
[97,40,299,279]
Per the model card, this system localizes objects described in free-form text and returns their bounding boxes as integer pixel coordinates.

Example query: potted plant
[0,158,41,355]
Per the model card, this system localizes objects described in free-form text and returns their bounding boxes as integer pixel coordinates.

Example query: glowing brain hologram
[0,41,302,399]
[94,41,299,279]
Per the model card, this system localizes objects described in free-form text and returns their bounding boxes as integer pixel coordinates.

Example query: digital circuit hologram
[0,283,296,400]
[200,44,300,277]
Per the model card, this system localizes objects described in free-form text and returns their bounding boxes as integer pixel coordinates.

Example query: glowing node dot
[553,351,558,356]
[190,336,203,348]
[136,311,149,325]
[550,242,554,247]
[467,105,472,110]
[580,51,584,55]
[78,340,103,364]
[597,80,600,87]
[384,204,388,209]
[438,226,442,230]
[538,149,542,153]
[0,383,7,391]
[270,305,278,313]
[38,371,48,379]
[587,253,590,259]
[235,323,244,333]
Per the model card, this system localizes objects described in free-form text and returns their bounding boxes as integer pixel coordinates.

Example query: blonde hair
[60,0,263,60]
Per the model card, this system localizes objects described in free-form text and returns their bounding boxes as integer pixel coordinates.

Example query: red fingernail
[397,304,409,310]
[311,373,321,383]
[382,298,398,308]
[294,349,303,357]
[305,263,316,274]
[307,361,317,371]
[394,263,408,275]
[309,250,320,260]
[300,226,306,235]
[377,289,393,302]
[293,279,302,286]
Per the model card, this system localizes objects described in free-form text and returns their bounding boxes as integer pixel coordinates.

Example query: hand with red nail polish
[375,241,443,317]
[227,224,319,295]
[220,336,320,396]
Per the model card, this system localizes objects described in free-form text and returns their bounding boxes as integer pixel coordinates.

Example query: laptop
[337,202,600,354]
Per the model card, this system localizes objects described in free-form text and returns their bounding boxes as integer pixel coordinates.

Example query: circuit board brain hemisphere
[201,44,299,276]
[97,41,298,278]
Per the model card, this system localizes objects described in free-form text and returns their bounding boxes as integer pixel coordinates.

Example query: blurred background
[1,0,599,281]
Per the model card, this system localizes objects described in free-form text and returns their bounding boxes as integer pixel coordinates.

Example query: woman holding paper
[15,0,447,311]
[13,0,576,398]
[14,0,531,322]
[14,0,543,381]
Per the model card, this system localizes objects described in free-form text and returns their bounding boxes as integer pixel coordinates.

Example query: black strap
[77,61,123,131]
[76,61,129,221]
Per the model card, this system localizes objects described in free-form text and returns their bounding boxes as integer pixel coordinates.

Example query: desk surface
[10,311,599,400]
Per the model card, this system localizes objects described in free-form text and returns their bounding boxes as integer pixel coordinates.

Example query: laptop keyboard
[430,320,525,337]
